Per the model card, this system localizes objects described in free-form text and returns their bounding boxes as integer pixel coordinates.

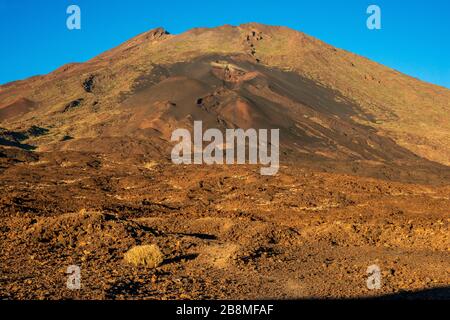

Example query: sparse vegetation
[124,244,164,268]
[143,161,158,170]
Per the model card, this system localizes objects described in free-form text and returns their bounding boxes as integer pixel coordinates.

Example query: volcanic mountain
[1,24,449,300]
[1,23,449,170]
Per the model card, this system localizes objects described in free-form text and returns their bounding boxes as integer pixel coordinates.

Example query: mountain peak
[137,27,171,42]
[147,27,170,37]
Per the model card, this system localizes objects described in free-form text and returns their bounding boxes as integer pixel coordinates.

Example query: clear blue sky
[0,0,449,88]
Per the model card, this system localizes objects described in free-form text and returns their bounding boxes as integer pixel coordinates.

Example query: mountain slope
[0,23,449,166]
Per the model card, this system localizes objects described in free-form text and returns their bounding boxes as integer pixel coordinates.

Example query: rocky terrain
[0,23,449,300]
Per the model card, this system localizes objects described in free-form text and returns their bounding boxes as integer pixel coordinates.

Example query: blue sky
[0,0,449,88]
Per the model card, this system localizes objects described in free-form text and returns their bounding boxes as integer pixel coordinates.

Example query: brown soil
[0,149,448,300]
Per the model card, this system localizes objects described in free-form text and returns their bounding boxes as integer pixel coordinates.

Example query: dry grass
[124,244,164,268]
[143,161,158,170]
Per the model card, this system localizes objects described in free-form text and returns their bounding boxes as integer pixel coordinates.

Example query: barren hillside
[0,24,449,300]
